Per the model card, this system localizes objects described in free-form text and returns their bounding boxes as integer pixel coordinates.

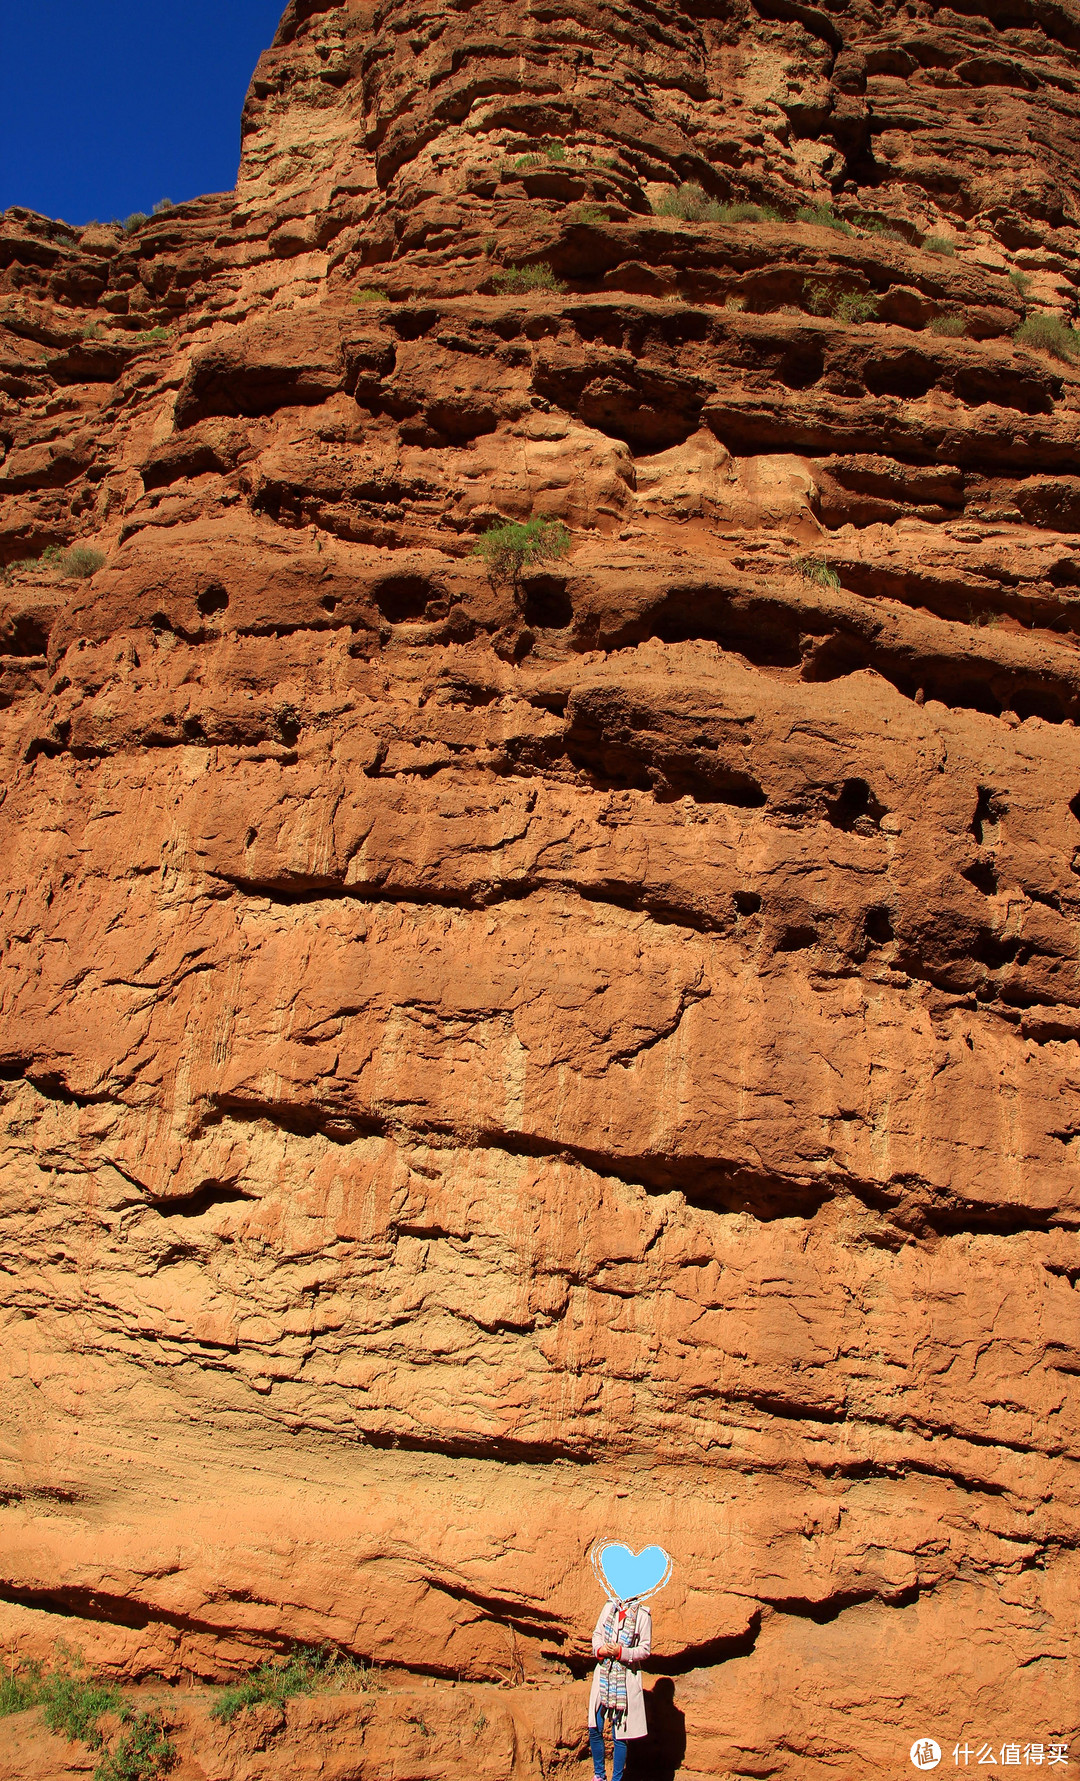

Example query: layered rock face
[4,0,1080,1774]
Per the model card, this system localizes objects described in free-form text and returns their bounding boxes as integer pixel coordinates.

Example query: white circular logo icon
[910,1740,941,1771]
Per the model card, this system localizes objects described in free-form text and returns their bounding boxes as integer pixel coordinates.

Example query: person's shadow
[626,1678,686,1781]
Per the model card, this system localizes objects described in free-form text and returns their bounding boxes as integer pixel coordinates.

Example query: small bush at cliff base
[40,1665,123,1747]
[94,1709,175,1781]
[0,1651,174,1778]
[210,1645,336,1722]
[0,1660,43,1717]
[492,264,565,294]
[473,517,571,595]
[1015,312,1080,361]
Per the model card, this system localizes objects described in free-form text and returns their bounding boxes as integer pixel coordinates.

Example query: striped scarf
[596,1598,639,1736]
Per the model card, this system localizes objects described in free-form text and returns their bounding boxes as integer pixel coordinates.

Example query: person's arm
[620,1606,652,1667]
[593,1606,612,1659]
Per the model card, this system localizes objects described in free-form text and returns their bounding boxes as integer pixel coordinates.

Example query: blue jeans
[589,1706,627,1781]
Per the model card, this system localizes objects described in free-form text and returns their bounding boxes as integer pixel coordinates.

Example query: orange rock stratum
[3,0,1080,1774]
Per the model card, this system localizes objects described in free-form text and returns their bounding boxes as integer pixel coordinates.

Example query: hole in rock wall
[196,584,230,617]
[1,614,50,656]
[864,906,894,944]
[825,777,886,832]
[863,353,939,401]
[776,923,819,952]
[373,575,434,622]
[962,858,999,895]
[151,1182,256,1218]
[524,577,574,628]
[777,345,826,390]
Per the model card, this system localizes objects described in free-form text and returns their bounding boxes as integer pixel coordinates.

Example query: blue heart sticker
[599,1543,670,1600]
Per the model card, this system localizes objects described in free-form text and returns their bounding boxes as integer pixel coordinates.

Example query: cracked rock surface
[3,0,1080,1774]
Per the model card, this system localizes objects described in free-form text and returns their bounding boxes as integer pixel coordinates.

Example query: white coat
[587,1600,653,1741]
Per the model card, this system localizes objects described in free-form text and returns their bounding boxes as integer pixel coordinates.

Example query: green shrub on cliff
[473,516,571,596]
[1014,312,1080,361]
[491,263,565,294]
[653,184,777,224]
[805,281,878,322]
[929,314,967,337]
[923,234,956,256]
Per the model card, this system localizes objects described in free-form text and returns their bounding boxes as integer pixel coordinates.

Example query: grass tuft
[1014,312,1080,360]
[62,545,106,579]
[210,1646,377,1723]
[653,184,777,224]
[2,542,104,583]
[134,326,170,347]
[0,1661,43,1717]
[929,314,967,337]
[473,516,571,596]
[350,287,388,304]
[923,234,956,256]
[121,213,149,234]
[795,556,842,590]
[805,281,878,323]
[796,202,854,235]
[491,264,565,294]
[1009,268,1033,298]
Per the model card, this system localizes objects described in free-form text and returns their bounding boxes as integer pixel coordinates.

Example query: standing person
[588,1593,652,1781]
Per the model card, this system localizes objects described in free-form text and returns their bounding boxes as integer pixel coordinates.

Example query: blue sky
[0,1,287,225]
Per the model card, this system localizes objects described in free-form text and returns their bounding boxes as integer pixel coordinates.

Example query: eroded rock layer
[3,0,1080,1774]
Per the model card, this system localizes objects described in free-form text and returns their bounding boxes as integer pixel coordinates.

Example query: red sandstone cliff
[2,0,1080,1774]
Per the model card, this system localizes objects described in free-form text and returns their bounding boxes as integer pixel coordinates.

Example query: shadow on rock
[627,1677,686,1781]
